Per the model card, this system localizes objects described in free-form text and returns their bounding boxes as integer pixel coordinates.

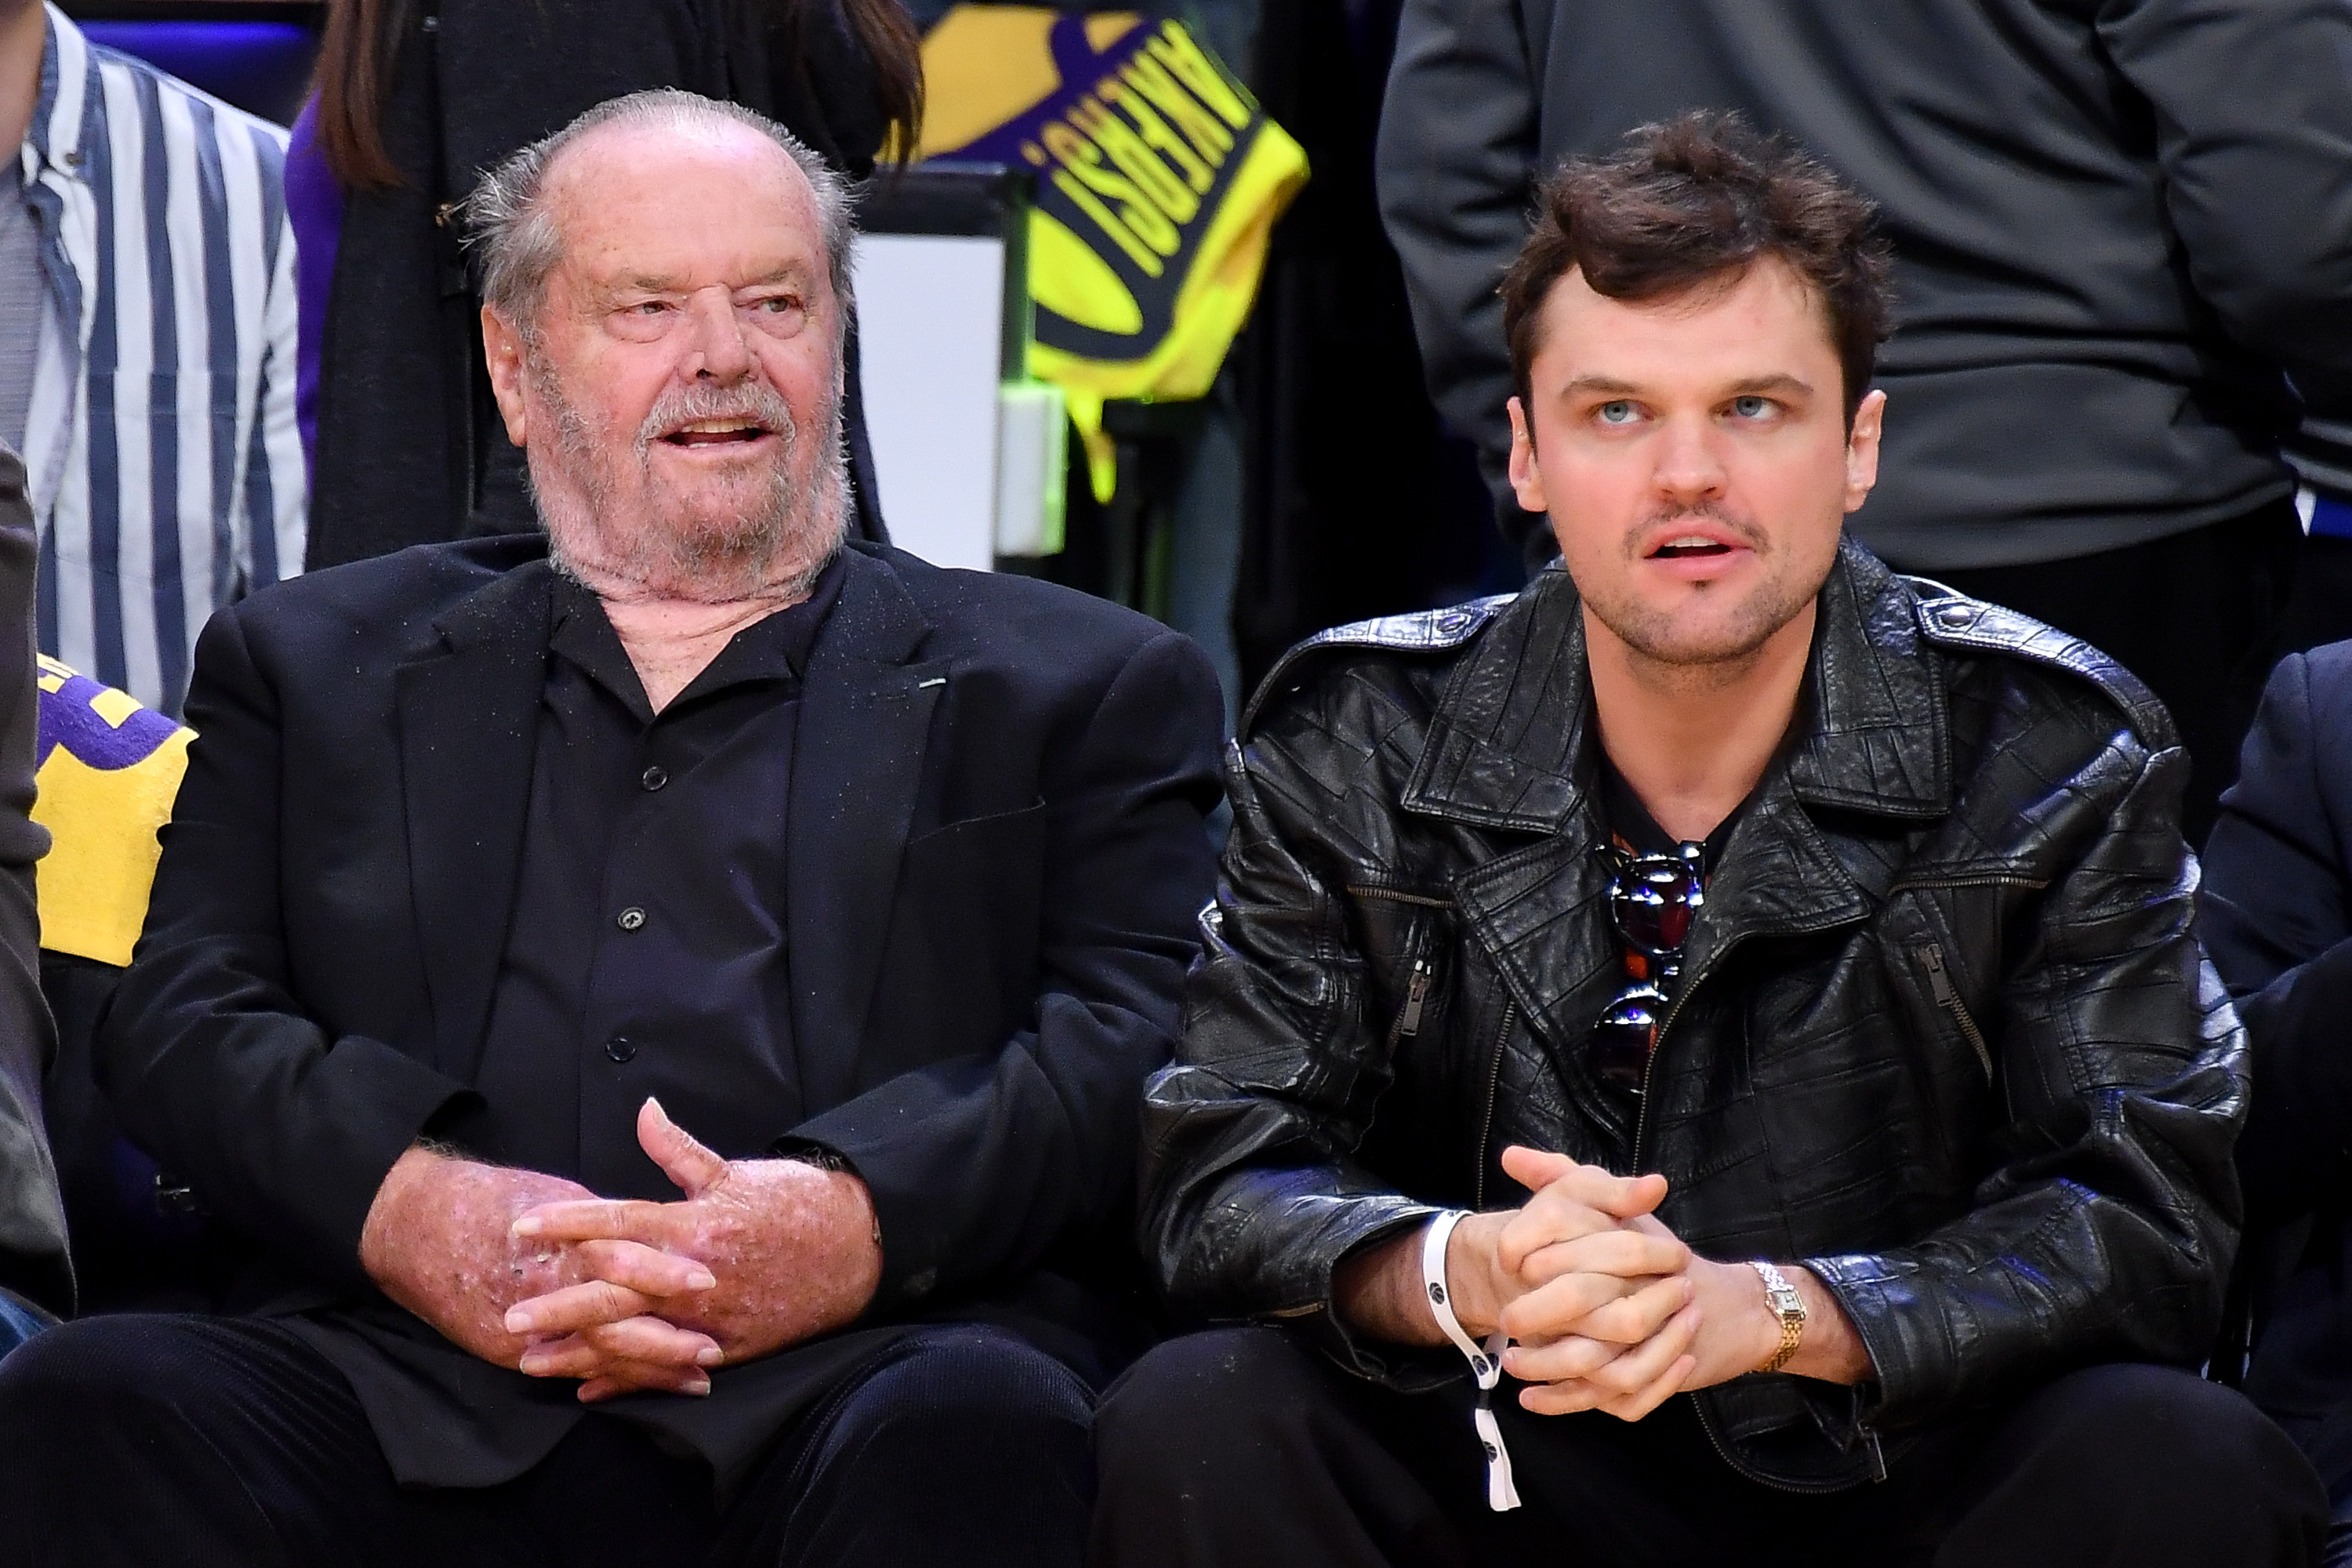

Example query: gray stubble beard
[524,350,851,604]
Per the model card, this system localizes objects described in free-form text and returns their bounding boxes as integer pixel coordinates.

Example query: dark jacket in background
[1228,0,1508,695]
[1146,540,2244,1489]
[0,450,70,1319]
[307,0,895,569]
[2201,641,2352,1487]
[96,535,1223,1487]
[1376,0,2352,573]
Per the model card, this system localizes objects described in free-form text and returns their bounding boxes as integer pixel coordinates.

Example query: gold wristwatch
[1751,1261,1806,1374]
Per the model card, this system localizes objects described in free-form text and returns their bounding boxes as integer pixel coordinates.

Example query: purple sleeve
[282,96,342,485]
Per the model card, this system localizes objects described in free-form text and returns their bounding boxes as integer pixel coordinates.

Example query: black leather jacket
[1141,541,2245,1490]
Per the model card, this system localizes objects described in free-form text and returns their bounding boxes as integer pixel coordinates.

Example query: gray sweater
[1377,0,2352,572]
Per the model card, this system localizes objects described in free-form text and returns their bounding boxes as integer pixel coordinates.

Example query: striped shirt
[22,4,305,717]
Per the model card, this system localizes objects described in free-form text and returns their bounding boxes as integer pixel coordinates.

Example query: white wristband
[1420,1210,1520,1512]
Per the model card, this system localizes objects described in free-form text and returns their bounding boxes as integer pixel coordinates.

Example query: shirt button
[641,765,669,791]
[604,1036,636,1063]
[615,906,647,932]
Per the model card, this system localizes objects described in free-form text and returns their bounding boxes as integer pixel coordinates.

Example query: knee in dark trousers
[0,1313,392,1568]
[730,1324,1094,1568]
[1935,1363,2328,1568]
[1094,1326,1483,1568]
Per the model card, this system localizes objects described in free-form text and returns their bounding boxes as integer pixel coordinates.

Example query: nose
[681,287,753,383]
[1650,413,1728,506]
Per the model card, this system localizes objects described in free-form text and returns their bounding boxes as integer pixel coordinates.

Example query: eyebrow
[608,266,808,295]
[1723,373,1814,398]
[1555,372,1817,400]
[1559,376,1642,399]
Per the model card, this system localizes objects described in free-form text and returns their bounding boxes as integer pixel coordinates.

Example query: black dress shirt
[449,561,841,1192]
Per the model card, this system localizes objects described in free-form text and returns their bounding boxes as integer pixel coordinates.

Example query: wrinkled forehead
[539,119,829,300]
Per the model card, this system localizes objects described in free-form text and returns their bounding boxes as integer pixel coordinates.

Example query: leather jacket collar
[1404,538,1952,834]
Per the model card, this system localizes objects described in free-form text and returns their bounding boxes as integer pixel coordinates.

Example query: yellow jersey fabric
[920,9,1308,499]
[34,655,191,967]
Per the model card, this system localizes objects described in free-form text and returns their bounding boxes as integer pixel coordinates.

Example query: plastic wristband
[1421,1210,1521,1512]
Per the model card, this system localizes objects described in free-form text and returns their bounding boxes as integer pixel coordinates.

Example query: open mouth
[659,419,771,448]
[1649,535,1734,560]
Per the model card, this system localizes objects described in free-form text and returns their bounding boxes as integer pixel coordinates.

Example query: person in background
[1097,117,2321,1567]
[295,0,920,568]
[2201,643,2352,1566]
[2,0,305,719]
[0,91,1223,1566]
[1377,0,2352,842]
[0,449,71,1354]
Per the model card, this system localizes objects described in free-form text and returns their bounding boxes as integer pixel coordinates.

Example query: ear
[481,305,531,448]
[1842,388,1886,514]
[1507,395,1548,515]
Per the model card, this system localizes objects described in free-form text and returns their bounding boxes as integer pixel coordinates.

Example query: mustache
[1630,501,1765,550]
[634,379,800,451]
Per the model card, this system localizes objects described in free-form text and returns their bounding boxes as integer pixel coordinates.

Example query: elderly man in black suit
[0,89,1224,1568]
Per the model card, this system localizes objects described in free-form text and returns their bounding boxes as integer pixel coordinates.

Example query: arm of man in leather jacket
[1141,699,1482,1390]
[1801,736,2246,1428]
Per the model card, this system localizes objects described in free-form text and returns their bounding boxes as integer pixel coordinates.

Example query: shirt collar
[549,551,848,721]
[23,5,92,184]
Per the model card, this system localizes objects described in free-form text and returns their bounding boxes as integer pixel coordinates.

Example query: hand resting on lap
[360,1098,882,1403]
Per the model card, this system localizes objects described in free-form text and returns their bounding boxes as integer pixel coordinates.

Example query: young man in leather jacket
[1091,114,2325,1566]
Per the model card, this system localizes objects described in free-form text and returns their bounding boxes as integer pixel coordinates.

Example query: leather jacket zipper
[1395,959,1432,1040]
[1472,1000,1515,1210]
[1920,944,1991,1080]
[1632,972,1703,1173]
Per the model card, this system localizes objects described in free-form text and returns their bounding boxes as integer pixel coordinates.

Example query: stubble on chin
[525,357,849,605]
[1577,507,1820,678]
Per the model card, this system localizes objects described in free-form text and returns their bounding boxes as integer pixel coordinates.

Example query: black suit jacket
[2204,641,2352,1484]
[96,535,1224,1485]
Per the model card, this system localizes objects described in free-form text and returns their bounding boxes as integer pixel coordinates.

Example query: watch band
[1751,1260,1807,1375]
[1421,1210,1521,1512]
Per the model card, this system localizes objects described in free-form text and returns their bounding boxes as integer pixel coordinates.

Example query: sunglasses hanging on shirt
[1590,840,1707,1094]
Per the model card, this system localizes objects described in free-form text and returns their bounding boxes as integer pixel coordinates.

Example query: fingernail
[519,1355,549,1375]
[687,1377,711,1396]
[646,1096,668,1121]
[696,1346,724,1367]
[504,1307,532,1333]
[688,1268,717,1290]
[511,1217,542,1237]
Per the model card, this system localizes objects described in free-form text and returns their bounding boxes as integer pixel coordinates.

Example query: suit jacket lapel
[788,549,946,1114]
[393,561,551,1083]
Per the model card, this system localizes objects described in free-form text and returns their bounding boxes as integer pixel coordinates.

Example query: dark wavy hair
[1500,111,1894,425]
[312,0,923,191]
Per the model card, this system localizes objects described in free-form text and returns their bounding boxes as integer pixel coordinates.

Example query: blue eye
[1596,400,1639,425]
[1731,395,1773,419]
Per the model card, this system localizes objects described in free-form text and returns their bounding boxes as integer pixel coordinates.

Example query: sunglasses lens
[1592,988,1664,1090]
[1610,859,1698,954]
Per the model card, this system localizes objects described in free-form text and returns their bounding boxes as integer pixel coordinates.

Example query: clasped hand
[359,1098,880,1403]
[1443,1145,1787,1421]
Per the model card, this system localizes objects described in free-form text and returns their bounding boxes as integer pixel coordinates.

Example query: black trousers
[0,1314,1093,1568]
[1094,1327,2328,1568]
[1925,501,2303,845]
